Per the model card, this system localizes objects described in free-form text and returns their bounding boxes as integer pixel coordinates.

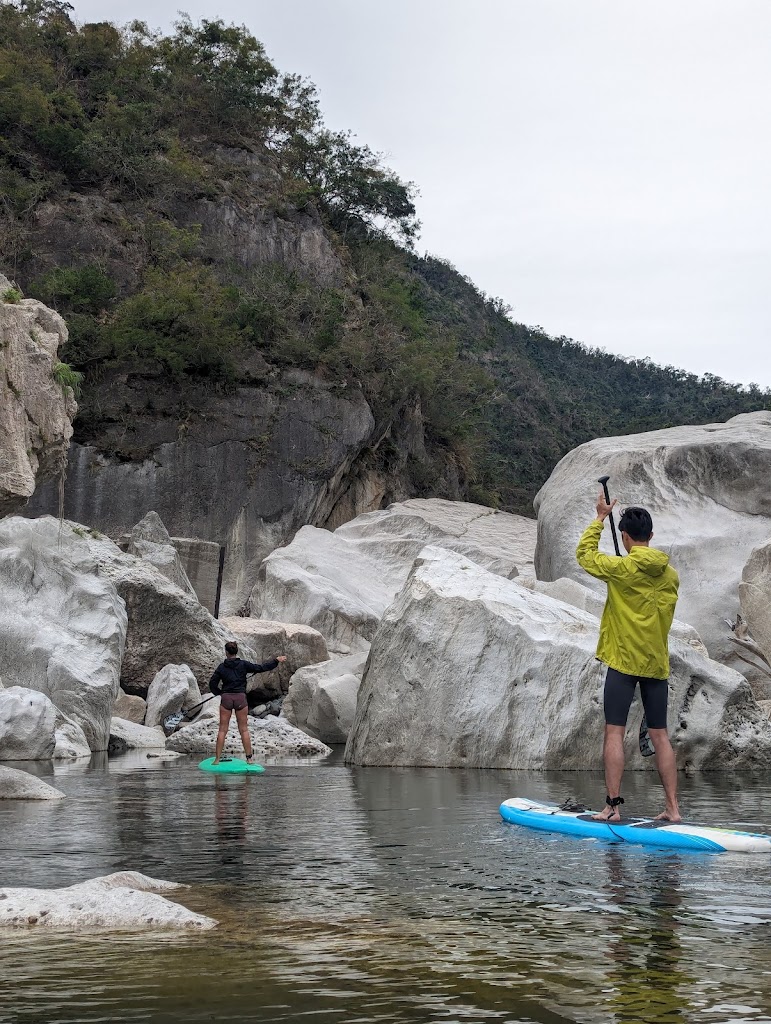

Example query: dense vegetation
[2,0,769,512]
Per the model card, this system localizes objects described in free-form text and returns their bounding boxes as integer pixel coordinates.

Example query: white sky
[73,0,771,387]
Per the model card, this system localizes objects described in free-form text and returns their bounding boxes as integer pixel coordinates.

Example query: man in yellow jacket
[576,490,681,823]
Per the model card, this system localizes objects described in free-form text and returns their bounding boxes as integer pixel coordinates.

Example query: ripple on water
[0,760,770,1023]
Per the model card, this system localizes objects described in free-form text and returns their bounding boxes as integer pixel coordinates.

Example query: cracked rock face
[253,499,537,654]
[345,546,771,771]
[282,652,368,744]
[534,412,771,697]
[0,273,76,517]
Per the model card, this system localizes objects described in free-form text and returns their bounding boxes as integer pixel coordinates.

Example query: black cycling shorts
[603,668,669,730]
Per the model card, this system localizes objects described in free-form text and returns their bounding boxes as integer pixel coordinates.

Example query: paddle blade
[639,715,655,757]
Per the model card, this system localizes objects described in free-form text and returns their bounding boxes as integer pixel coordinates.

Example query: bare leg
[235,705,253,760]
[214,705,231,764]
[648,728,681,822]
[592,725,626,821]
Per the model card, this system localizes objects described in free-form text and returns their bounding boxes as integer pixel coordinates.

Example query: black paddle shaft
[597,475,621,556]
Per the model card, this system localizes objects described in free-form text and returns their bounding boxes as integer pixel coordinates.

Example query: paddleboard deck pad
[198,757,264,774]
[500,798,771,853]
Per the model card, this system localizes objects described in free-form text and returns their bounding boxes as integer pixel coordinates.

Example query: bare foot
[654,810,682,824]
[212,759,220,765]
[592,807,621,822]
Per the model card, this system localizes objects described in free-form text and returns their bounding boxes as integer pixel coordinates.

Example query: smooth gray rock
[0,274,76,517]
[533,412,771,696]
[113,692,147,725]
[0,764,65,800]
[0,686,56,760]
[218,618,328,695]
[253,500,536,654]
[0,871,216,930]
[165,714,331,758]
[282,653,368,744]
[0,516,126,750]
[171,537,221,613]
[108,718,167,753]
[345,546,771,771]
[128,512,196,597]
[144,664,200,728]
[739,539,771,671]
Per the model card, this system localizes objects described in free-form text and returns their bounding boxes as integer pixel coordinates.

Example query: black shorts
[603,668,669,730]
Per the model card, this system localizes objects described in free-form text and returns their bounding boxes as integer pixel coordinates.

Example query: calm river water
[1,754,770,1024]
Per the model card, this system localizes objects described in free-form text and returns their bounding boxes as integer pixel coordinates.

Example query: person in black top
[209,641,287,764]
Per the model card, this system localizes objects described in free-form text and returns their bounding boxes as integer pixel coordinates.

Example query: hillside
[2,0,769,517]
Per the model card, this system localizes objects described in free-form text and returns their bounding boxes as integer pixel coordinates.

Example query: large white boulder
[0,274,76,517]
[108,718,167,753]
[0,872,216,931]
[516,576,707,652]
[77,528,256,697]
[0,686,56,760]
[218,618,328,695]
[165,714,331,759]
[127,511,196,597]
[0,517,126,750]
[282,653,368,744]
[739,539,771,671]
[0,765,65,800]
[533,412,771,695]
[345,547,771,771]
[144,664,201,728]
[252,500,537,653]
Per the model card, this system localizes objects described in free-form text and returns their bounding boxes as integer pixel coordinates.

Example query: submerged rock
[0,872,216,930]
[282,652,368,744]
[165,714,331,758]
[345,546,771,771]
[0,765,65,800]
[254,500,537,654]
[0,516,126,750]
[533,411,771,696]
[0,273,76,517]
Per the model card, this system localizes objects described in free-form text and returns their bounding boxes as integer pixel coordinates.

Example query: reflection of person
[576,493,681,823]
[602,850,690,1022]
[209,641,287,764]
[214,776,249,872]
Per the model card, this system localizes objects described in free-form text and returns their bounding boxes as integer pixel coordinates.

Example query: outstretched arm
[244,655,287,674]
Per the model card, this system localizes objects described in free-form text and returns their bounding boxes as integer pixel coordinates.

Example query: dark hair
[618,506,653,542]
[225,641,238,656]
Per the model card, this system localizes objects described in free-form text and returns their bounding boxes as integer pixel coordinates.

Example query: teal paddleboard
[198,757,264,774]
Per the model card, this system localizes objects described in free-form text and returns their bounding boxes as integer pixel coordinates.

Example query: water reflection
[601,849,690,1023]
[1,759,770,1024]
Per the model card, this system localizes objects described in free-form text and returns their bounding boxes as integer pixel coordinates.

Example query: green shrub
[52,361,83,397]
[2,286,22,303]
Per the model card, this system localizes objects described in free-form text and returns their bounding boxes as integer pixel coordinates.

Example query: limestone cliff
[0,274,77,517]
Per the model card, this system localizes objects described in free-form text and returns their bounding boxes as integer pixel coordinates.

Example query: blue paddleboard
[198,757,264,774]
[500,797,771,854]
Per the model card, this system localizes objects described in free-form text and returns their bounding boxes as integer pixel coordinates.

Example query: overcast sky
[74,0,771,387]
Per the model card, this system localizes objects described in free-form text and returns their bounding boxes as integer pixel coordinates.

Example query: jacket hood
[629,546,670,577]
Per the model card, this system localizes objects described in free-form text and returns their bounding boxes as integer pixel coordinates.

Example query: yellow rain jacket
[576,519,679,679]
